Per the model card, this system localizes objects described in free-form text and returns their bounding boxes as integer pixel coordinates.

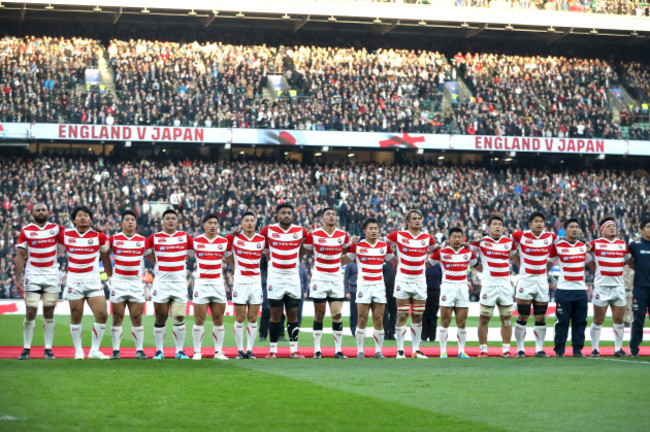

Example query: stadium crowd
[1,154,647,299]
[450,0,650,16]
[2,36,649,138]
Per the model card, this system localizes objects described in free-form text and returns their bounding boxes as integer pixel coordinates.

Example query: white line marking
[0,415,24,421]
[589,358,650,365]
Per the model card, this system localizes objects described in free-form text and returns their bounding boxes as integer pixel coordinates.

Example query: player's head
[320,207,336,227]
[32,202,49,224]
[202,213,219,235]
[641,219,650,240]
[405,209,423,230]
[527,211,545,234]
[161,209,178,232]
[71,205,93,229]
[599,216,616,238]
[362,218,380,241]
[448,227,464,248]
[563,218,581,241]
[487,214,504,238]
[276,203,294,226]
[240,212,256,233]
[121,210,137,233]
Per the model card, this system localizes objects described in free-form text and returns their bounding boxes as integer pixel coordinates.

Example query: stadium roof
[2,0,649,43]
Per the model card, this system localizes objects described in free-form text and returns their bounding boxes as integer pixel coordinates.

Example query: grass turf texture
[0,315,618,349]
[1,357,648,431]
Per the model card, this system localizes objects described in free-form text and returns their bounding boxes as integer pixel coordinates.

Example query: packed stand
[0,36,101,123]
[448,0,650,16]
[452,52,621,138]
[1,155,648,299]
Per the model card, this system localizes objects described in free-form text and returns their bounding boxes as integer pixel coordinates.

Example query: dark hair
[449,227,463,237]
[122,210,137,221]
[599,216,615,226]
[641,219,650,230]
[362,218,379,230]
[203,213,219,224]
[563,218,580,230]
[487,215,504,226]
[528,211,545,225]
[276,203,294,212]
[71,205,93,221]
[162,209,177,219]
[320,207,335,217]
[241,212,256,220]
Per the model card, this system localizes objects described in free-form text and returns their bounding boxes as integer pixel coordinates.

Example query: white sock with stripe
[234,322,244,351]
[23,319,35,349]
[43,319,55,350]
[192,325,204,354]
[395,326,407,352]
[131,326,144,351]
[246,322,258,352]
[91,323,106,352]
[70,324,83,353]
[355,328,366,354]
[373,329,384,355]
[110,326,122,351]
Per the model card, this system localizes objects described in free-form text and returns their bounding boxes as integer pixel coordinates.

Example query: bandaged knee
[171,301,186,325]
[480,305,494,317]
[411,304,425,315]
[497,304,513,316]
[42,293,59,307]
[24,292,42,308]
[397,305,411,314]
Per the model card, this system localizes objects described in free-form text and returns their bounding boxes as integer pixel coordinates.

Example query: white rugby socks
[23,319,35,349]
[514,322,527,352]
[438,327,449,353]
[154,325,166,352]
[411,323,423,352]
[613,323,625,352]
[91,323,106,352]
[356,328,366,354]
[590,323,602,351]
[457,328,467,353]
[246,322,258,352]
[212,325,224,353]
[131,326,144,351]
[192,325,204,353]
[43,319,55,350]
[233,322,244,351]
[373,330,384,354]
[70,324,83,353]
[533,325,546,353]
[395,326,407,352]
[110,326,122,351]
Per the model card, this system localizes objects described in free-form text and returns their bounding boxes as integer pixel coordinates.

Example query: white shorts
[440,283,469,308]
[64,280,105,301]
[267,274,301,300]
[152,280,188,304]
[592,285,626,307]
[232,282,263,305]
[393,279,427,301]
[356,282,386,304]
[192,280,227,304]
[310,279,345,300]
[480,284,514,307]
[515,280,550,303]
[24,273,60,294]
[109,279,145,304]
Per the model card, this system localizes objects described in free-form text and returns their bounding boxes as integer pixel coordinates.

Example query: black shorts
[269,295,300,310]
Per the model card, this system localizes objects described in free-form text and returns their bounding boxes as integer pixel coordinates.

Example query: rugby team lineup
[14,201,650,361]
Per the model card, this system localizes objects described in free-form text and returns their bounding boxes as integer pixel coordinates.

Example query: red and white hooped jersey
[192,234,231,280]
[226,232,265,284]
[429,246,477,283]
[303,228,349,283]
[511,230,556,281]
[347,240,394,283]
[59,228,109,281]
[260,224,307,277]
[386,230,437,282]
[548,239,590,290]
[109,233,148,281]
[471,235,515,286]
[17,222,64,276]
[147,231,192,282]
[590,237,631,287]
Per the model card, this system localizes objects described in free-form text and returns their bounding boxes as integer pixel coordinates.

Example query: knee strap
[24,292,42,308]
[397,305,411,314]
[480,304,494,317]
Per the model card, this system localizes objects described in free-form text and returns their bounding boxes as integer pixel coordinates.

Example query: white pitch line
[588,358,650,365]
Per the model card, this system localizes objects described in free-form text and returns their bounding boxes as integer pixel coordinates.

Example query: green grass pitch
[1,316,648,431]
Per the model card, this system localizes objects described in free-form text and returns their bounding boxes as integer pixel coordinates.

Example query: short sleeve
[17,229,27,249]
[303,232,314,250]
[386,231,398,243]
[548,244,558,259]
[511,231,522,244]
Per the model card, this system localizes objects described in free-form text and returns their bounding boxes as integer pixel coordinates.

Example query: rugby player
[15,203,62,360]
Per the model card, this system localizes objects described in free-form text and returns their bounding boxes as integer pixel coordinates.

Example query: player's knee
[96,311,108,323]
[517,303,531,317]
[332,312,342,322]
[480,305,494,317]
[131,317,142,327]
[42,305,55,319]
[497,304,513,316]
[358,317,368,328]
[171,301,185,325]
[42,293,59,307]
[441,319,451,328]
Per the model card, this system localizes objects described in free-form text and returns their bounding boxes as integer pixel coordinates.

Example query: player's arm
[547,245,558,271]
[427,249,441,268]
[99,233,112,278]
[14,247,27,293]
[342,243,355,266]
[144,235,156,266]
[385,245,397,266]
[586,240,596,271]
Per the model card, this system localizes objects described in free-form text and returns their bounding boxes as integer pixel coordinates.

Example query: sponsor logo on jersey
[272,233,281,239]
[32,241,38,246]
[402,239,410,245]
[525,248,531,253]
[361,257,367,262]
[160,246,166,251]
[115,241,125,247]
[446,264,451,268]
[158,238,167,243]
[444,255,452,260]
[198,253,204,257]
[525,239,533,245]
[237,240,245,246]
[69,247,75,252]
[196,243,206,249]
[30,231,38,237]
[68,238,77,244]
[487,251,493,255]
[318,238,327,244]
[237,250,243,255]
[403,248,409,253]
[116,250,121,255]
[563,257,568,261]
[360,248,369,254]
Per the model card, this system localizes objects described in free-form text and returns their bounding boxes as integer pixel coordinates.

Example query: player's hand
[586,242,593,252]
[14,277,24,294]
[350,236,360,244]
[231,227,242,235]
[472,232,482,243]
[91,223,103,232]
[345,293,351,300]
[462,241,472,249]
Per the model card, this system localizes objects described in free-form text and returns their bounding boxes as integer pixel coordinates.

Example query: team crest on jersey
[293,233,299,239]
[178,237,184,242]
[421,240,426,246]
[218,245,224,251]
[380,249,385,254]
[519,288,524,293]
[136,242,142,247]
[544,240,548,245]
[49,230,55,235]
[88,239,94,245]
[618,245,624,250]
[463,254,468,259]
[580,247,585,252]
[337,238,343,244]
[257,243,262,249]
